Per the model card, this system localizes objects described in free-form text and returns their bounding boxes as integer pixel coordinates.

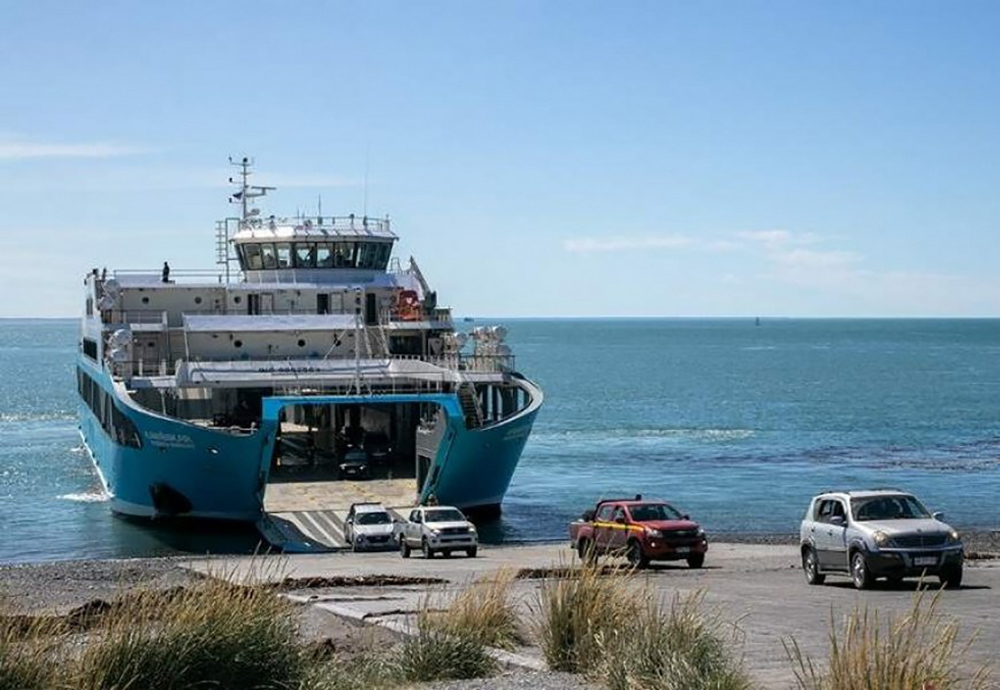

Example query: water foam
[58,490,109,503]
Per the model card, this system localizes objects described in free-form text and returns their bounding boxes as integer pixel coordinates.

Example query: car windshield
[356,512,390,525]
[629,504,683,522]
[424,509,465,523]
[852,495,931,521]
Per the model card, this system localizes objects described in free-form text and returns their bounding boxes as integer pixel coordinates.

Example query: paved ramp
[259,506,414,553]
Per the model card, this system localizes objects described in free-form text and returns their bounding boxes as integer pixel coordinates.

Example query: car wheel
[939,565,963,589]
[577,539,596,564]
[851,551,873,590]
[627,540,649,569]
[422,539,434,559]
[466,547,478,558]
[803,548,825,585]
[399,537,411,559]
[687,553,705,569]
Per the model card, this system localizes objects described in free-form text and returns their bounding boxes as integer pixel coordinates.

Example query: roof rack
[596,495,648,504]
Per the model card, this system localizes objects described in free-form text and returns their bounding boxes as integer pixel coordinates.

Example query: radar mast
[228,156,275,227]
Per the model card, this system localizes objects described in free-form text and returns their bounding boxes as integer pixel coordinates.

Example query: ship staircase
[457,382,483,429]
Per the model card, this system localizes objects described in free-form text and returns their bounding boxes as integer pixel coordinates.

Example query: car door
[407,509,422,546]
[826,499,849,570]
[593,504,616,552]
[812,500,834,566]
[344,506,356,543]
[608,506,630,553]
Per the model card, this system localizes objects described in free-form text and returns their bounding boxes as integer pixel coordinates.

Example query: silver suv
[397,506,478,559]
[800,489,964,590]
[343,502,395,551]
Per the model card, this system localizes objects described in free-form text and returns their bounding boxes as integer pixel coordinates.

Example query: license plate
[675,546,690,554]
[914,557,937,567]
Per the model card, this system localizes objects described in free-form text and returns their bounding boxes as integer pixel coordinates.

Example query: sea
[2,318,999,564]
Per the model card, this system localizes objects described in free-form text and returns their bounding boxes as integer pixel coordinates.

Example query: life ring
[397,290,422,321]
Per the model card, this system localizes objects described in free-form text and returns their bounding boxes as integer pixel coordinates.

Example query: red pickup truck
[568,496,708,569]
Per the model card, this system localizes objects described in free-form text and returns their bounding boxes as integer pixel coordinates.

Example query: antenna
[228,156,275,226]
[363,143,370,217]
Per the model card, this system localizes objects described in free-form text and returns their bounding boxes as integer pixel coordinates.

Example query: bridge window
[316,243,333,268]
[276,243,292,269]
[83,338,98,360]
[376,243,391,269]
[356,243,376,269]
[333,242,355,268]
[259,243,278,270]
[242,244,263,270]
[294,243,316,268]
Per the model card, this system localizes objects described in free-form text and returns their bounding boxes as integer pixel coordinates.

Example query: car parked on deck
[338,447,370,479]
[569,496,708,568]
[343,502,395,551]
[799,489,964,589]
[397,506,478,558]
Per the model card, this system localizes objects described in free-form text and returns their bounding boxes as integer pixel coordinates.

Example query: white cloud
[768,248,862,268]
[0,135,150,160]
[736,229,793,245]
[562,235,693,253]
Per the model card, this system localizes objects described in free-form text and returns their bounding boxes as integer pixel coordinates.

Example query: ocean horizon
[1,317,998,563]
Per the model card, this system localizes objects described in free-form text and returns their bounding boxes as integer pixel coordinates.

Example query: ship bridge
[232,215,398,283]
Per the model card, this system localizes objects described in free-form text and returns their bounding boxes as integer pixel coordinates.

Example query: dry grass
[424,568,526,650]
[71,578,304,690]
[0,611,59,690]
[595,591,754,690]
[533,557,643,673]
[786,591,992,690]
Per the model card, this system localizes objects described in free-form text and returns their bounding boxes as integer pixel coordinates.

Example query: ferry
[76,158,542,548]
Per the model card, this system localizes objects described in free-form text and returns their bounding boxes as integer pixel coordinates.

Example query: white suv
[800,489,964,590]
[343,502,395,551]
[397,506,478,559]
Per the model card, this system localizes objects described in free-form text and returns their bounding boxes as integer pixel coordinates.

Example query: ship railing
[112,269,226,283]
[111,351,515,383]
[388,353,515,373]
[240,214,392,235]
[102,309,169,326]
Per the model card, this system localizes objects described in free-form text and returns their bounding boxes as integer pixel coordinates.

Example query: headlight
[468,525,477,533]
[430,529,441,536]
[696,528,706,538]
[645,528,663,538]
[948,529,961,544]
[873,531,890,547]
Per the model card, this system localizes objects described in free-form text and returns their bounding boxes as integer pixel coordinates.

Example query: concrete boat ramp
[184,543,1000,687]
[259,477,417,552]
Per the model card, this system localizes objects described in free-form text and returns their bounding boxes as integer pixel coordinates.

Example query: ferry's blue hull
[77,357,541,521]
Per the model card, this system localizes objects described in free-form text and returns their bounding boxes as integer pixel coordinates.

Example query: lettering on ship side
[502,424,532,442]
[145,431,196,449]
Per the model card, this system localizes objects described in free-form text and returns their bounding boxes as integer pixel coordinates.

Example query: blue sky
[3,1,1000,317]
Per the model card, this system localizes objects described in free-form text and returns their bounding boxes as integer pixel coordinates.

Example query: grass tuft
[533,557,642,673]
[0,615,59,690]
[72,578,304,690]
[596,591,754,690]
[785,590,991,690]
[399,625,497,682]
[425,569,525,650]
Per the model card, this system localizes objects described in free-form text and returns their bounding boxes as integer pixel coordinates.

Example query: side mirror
[830,515,845,527]
[933,511,945,521]
[682,514,690,521]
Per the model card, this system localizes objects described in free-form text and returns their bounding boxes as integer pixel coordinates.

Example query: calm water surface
[1,318,999,563]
